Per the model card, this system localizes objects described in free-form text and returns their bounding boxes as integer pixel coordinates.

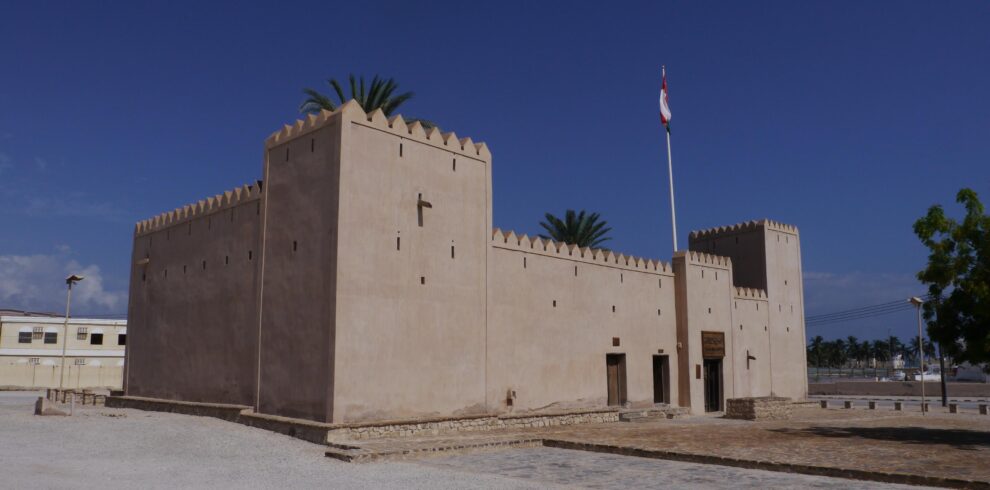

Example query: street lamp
[59,274,84,391]
[909,296,925,415]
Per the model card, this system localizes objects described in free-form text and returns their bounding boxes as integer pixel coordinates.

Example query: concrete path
[420,446,931,489]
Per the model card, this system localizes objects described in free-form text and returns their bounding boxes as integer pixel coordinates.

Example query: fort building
[124,100,808,423]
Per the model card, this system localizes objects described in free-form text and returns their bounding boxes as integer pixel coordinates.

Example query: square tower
[688,220,807,400]
[259,101,493,422]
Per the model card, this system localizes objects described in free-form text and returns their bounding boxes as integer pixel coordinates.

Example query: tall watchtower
[259,101,493,422]
[689,220,807,400]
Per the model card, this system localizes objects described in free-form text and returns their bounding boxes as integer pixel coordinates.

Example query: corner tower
[688,220,807,400]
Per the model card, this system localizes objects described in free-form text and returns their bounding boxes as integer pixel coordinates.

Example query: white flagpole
[662,66,678,252]
[666,128,677,252]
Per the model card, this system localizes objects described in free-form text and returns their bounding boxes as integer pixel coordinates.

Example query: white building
[0,313,126,390]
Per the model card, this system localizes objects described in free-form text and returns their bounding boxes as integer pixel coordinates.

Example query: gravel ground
[0,391,932,489]
[0,391,545,489]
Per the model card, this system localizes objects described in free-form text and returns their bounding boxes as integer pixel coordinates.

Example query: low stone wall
[809,381,990,397]
[724,397,792,420]
[105,395,249,422]
[46,389,107,406]
[328,408,619,442]
[106,395,619,445]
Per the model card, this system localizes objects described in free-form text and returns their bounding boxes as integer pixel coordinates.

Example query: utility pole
[59,274,84,392]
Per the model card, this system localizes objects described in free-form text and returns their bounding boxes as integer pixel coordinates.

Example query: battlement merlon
[688,219,799,242]
[264,99,492,162]
[673,250,732,269]
[491,228,672,275]
[133,181,263,237]
[733,286,769,300]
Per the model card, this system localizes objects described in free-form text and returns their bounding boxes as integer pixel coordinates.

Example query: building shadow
[769,426,990,451]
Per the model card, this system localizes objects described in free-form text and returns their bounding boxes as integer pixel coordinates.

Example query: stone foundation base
[106,395,619,444]
[724,397,792,420]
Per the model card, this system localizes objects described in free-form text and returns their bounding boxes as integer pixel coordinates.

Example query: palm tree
[845,336,860,368]
[871,339,889,366]
[909,337,936,366]
[539,210,613,248]
[809,336,825,369]
[300,74,429,125]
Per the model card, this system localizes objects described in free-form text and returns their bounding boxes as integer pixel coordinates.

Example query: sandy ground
[0,391,932,489]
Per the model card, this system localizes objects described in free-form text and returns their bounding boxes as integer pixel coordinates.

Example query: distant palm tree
[871,339,889,365]
[300,74,432,126]
[846,336,860,367]
[809,336,825,368]
[539,210,612,249]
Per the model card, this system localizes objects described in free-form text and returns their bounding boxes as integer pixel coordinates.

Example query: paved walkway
[334,404,990,487]
[421,447,931,489]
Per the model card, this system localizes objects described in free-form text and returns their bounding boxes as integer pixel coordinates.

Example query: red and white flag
[659,67,672,132]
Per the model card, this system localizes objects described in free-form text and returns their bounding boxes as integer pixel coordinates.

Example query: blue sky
[1,2,987,342]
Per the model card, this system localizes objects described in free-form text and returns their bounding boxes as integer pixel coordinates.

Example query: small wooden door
[703,358,723,412]
[652,355,670,404]
[606,354,627,406]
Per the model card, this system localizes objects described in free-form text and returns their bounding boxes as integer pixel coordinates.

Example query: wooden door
[653,355,669,404]
[606,354,627,406]
[703,358,722,412]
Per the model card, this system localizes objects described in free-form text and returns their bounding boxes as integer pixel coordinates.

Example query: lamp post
[909,296,925,415]
[59,274,84,391]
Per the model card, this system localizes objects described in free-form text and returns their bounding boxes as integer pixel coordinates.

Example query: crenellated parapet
[733,287,768,300]
[491,229,671,274]
[264,99,491,162]
[684,250,732,268]
[689,219,799,242]
[134,181,263,236]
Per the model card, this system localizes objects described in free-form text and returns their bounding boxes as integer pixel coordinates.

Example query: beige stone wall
[487,232,677,413]
[257,121,341,422]
[730,290,772,398]
[126,185,262,406]
[329,106,491,423]
[0,363,123,389]
[673,252,736,414]
[764,225,808,400]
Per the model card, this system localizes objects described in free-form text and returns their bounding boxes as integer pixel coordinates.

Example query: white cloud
[0,249,125,314]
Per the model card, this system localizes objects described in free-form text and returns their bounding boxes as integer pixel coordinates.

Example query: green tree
[908,337,936,364]
[808,335,825,368]
[914,188,990,366]
[871,339,889,365]
[539,210,613,248]
[300,74,431,126]
[845,336,860,367]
